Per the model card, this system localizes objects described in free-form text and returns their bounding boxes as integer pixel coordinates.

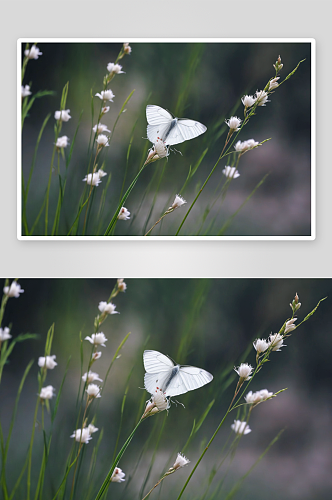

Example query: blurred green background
[21,41,312,236]
[1,278,330,499]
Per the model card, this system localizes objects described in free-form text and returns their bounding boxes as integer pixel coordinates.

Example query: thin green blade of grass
[217,173,269,236]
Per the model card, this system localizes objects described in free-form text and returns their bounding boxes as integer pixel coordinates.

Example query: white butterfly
[146,105,207,147]
[143,349,213,398]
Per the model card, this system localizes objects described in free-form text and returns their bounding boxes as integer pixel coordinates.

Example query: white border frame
[17,38,316,241]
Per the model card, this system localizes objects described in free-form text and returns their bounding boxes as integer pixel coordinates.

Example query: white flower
[107,62,125,74]
[96,134,109,147]
[24,46,42,59]
[55,136,69,148]
[38,355,57,370]
[98,301,119,315]
[123,42,132,55]
[92,351,102,361]
[39,385,55,400]
[222,166,240,179]
[86,383,101,399]
[231,420,251,435]
[87,424,99,435]
[117,279,127,292]
[225,116,242,131]
[241,95,256,108]
[172,195,187,209]
[0,327,11,342]
[21,85,32,98]
[285,318,297,334]
[143,389,170,418]
[102,106,110,114]
[85,333,108,346]
[234,139,259,153]
[234,363,253,381]
[268,333,286,351]
[83,173,102,187]
[153,390,169,411]
[244,139,259,149]
[255,90,269,107]
[3,282,24,298]
[111,467,125,483]
[253,338,270,353]
[70,428,92,444]
[118,207,130,220]
[54,109,71,122]
[82,371,103,384]
[154,138,169,158]
[269,77,280,90]
[172,452,190,470]
[93,124,111,135]
[245,389,273,405]
[95,90,115,102]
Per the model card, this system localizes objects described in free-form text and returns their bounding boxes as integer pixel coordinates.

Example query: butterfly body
[146,105,207,147]
[143,349,213,398]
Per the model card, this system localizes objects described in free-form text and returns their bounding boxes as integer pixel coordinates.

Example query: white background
[2,0,330,278]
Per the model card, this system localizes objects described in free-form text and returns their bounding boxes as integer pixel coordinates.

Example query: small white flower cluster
[143,388,170,418]
[245,388,273,406]
[54,109,71,151]
[107,62,125,76]
[38,355,57,370]
[85,332,108,347]
[98,301,119,315]
[117,278,127,293]
[234,363,253,381]
[95,89,115,102]
[225,116,242,132]
[118,207,130,221]
[222,166,240,179]
[82,169,107,187]
[24,45,42,60]
[234,139,259,153]
[171,195,187,210]
[231,420,251,435]
[111,467,126,483]
[21,85,32,99]
[54,109,71,122]
[3,281,24,298]
[55,136,69,149]
[171,452,190,471]
[70,423,99,444]
[38,355,58,400]
[1,282,24,349]
[253,318,296,355]
[0,327,12,342]
[86,383,101,399]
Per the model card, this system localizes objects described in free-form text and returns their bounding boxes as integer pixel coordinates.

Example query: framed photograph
[18,39,315,239]
[0,278,329,500]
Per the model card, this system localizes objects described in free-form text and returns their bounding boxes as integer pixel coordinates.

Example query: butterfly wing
[146,105,173,144]
[146,105,173,125]
[143,350,174,394]
[165,119,207,146]
[165,365,213,397]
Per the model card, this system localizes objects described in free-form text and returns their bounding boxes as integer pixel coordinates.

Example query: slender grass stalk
[104,163,148,236]
[93,418,143,500]
[0,360,34,498]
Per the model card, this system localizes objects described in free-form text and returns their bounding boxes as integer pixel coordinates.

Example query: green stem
[104,163,148,236]
[44,145,57,236]
[27,396,41,500]
[93,418,143,500]
[145,209,173,236]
